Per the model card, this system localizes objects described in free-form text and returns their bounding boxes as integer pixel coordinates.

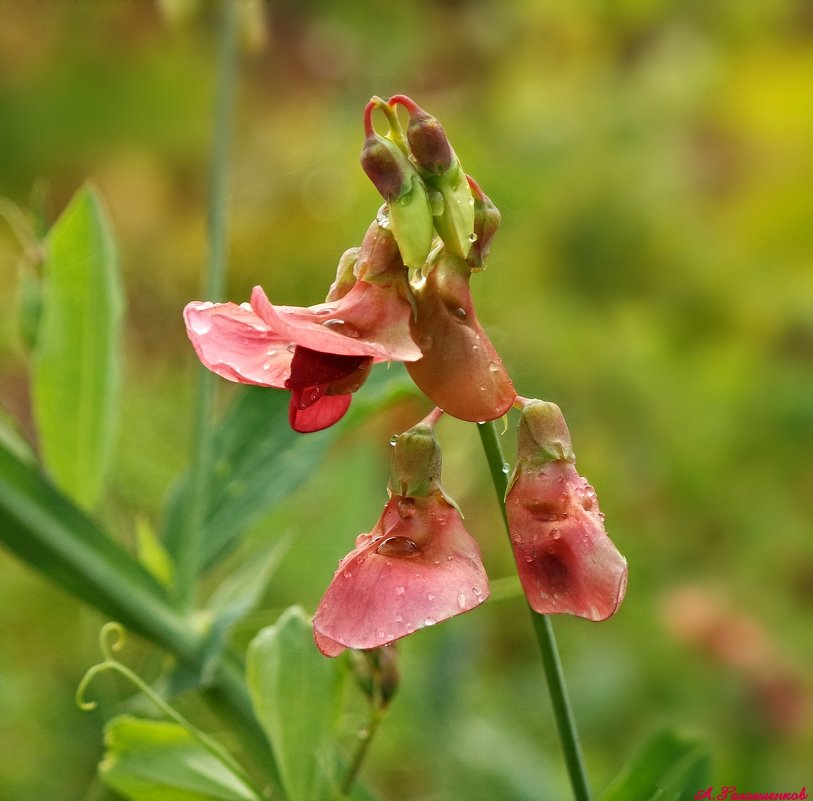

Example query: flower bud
[349,647,400,709]
[325,247,359,302]
[465,176,501,272]
[388,424,442,498]
[407,111,453,175]
[360,133,413,201]
[388,95,474,259]
[406,251,516,422]
[506,400,627,621]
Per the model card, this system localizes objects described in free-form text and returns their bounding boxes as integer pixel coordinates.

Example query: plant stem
[341,705,384,797]
[176,0,240,609]
[477,421,593,801]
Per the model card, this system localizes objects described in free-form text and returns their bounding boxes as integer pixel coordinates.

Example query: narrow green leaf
[600,728,711,801]
[163,364,417,571]
[136,516,175,588]
[0,441,201,664]
[247,607,344,801]
[100,715,262,801]
[32,183,123,509]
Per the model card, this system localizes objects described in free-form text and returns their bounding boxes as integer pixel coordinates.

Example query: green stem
[477,421,593,801]
[176,0,240,608]
[341,705,385,797]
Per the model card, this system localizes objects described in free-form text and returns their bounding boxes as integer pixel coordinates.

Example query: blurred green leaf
[163,365,416,571]
[0,440,201,662]
[100,715,262,801]
[135,516,174,588]
[600,728,711,801]
[32,183,123,509]
[247,606,344,801]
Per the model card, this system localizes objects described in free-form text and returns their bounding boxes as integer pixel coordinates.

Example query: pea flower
[505,399,627,621]
[313,418,490,656]
[184,220,421,432]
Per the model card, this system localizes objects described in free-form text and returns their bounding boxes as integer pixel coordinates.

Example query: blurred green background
[1,0,811,799]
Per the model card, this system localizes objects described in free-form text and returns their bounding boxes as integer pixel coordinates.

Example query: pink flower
[505,400,627,621]
[406,251,516,422]
[184,222,421,432]
[313,491,490,656]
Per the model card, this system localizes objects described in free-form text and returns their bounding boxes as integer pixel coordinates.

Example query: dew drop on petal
[397,498,416,519]
[427,593,435,601]
[395,585,405,595]
[322,318,361,338]
[395,614,403,623]
[488,361,500,372]
[423,618,436,627]
[377,537,422,558]
[457,592,466,609]
[472,587,482,597]
[343,570,352,578]
[453,307,467,321]
[468,232,478,243]
[189,315,213,335]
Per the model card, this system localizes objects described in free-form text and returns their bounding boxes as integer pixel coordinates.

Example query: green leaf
[600,727,711,801]
[100,715,262,801]
[135,516,175,588]
[163,364,417,571]
[32,183,123,509]
[247,607,345,801]
[0,440,201,663]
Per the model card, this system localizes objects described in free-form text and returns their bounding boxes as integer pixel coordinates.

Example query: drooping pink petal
[289,392,352,433]
[406,252,516,422]
[313,494,490,655]
[183,301,291,387]
[251,282,421,362]
[506,461,627,621]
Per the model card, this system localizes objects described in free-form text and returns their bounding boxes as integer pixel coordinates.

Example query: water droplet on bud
[488,361,500,372]
[377,537,421,558]
[452,307,467,320]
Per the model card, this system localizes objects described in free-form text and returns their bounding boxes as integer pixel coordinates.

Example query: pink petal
[284,346,370,390]
[506,462,627,621]
[313,628,347,657]
[183,301,291,387]
[313,495,490,653]
[251,284,421,362]
[406,253,516,422]
[289,392,352,433]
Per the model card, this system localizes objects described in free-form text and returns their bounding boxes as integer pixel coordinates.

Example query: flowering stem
[477,420,593,801]
[341,705,385,796]
[176,0,239,608]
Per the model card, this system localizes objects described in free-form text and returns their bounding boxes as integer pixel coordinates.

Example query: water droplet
[286,343,296,353]
[322,318,361,337]
[423,617,436,627]
[355,555,365,564]
[377,536,422,558]
[478,385,486,392]
[598,512,606,522]
[468,196,475,207]
[472,587,482,597]
[457,592,467,608]
[427,593,435,601]
[502,463,510,474]
[488,361,500,372]
[189,315,213,335]
[343,570,352,578]
[397,194,411,207]
[468,232,478,243]
[262,361,273,370]
[452,307,467,321]
[389,435,398,447]
[395,585,405,595]
[240,302,252,311]
[397,498,416,519]
[418,334,433,350]
[551,528,561,540]
[315,308,331,316]
[406,622,415,632]
[446,555,454,561]
[266,347,277,356]
[395,613,403,623]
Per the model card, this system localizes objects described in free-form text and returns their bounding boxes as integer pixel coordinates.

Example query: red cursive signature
[695,788,808,800]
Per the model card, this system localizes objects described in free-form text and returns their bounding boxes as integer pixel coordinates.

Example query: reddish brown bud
[407,111,453,175]
[360,134,411,200]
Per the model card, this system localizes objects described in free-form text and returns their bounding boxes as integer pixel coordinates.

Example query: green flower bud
[516,399,575,465]
[385,175,434,271]
[465,176,501,272]
[388,423,442,497]
[429,161,476,260]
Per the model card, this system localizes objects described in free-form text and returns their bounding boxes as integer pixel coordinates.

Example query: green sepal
[427,160,475,259]
[386,173,434,271]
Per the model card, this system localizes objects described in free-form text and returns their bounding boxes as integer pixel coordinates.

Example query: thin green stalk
[341,706,385,797]
[176,0,240,608]
[477,421,593,801]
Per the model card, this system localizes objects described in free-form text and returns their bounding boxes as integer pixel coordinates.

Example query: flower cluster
[184,95,627,656]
